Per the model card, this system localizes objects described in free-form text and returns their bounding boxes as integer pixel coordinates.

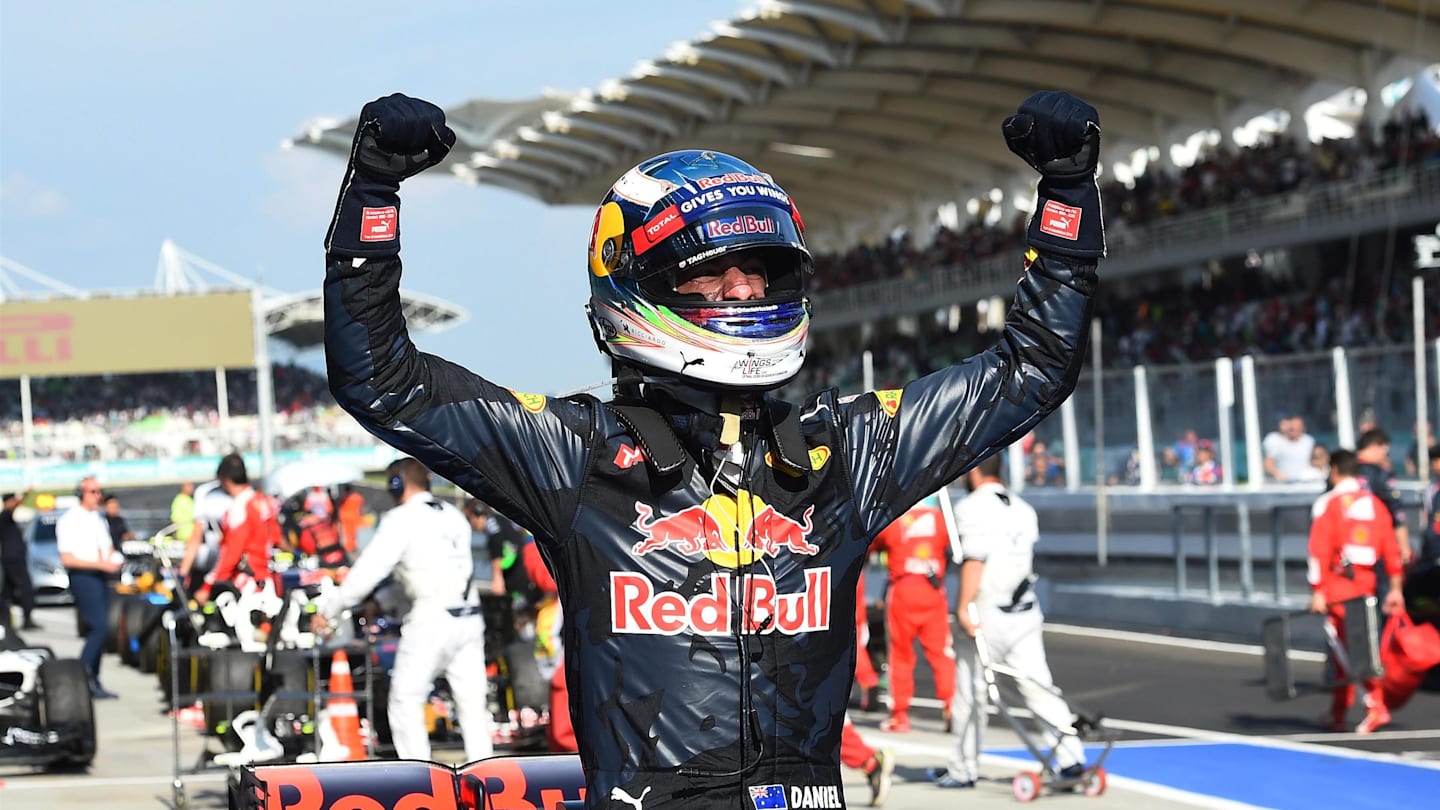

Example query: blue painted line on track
[990,741,1440,809]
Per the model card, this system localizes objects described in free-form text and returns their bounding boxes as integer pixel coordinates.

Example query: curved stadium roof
[293,0,1438,249]
[263,288,467,349]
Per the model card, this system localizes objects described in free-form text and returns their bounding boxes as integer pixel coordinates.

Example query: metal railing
[1169,502,1318,604]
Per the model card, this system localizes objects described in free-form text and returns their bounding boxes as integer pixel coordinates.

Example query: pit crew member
[933,455,1085,788]
[1308,448,1405,733]
[871,495,956,733]
[196,453,278,603]
[313,457,492,762]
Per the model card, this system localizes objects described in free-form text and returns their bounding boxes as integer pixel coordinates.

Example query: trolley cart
[1262,595,1381,701]
[968,605,1114,803]
[165,612,379,808]
[157,569,377,809]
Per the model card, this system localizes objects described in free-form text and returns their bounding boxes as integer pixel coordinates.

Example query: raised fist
[352,93,457,183]
[1002,91,1100,180]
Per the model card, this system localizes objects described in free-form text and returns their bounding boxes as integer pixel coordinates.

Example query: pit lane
[2,610,1436,809]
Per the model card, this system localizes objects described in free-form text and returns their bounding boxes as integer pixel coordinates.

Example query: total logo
[630,490,817,567]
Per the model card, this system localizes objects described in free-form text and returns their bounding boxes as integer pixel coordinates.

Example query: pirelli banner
[0,291,256,378]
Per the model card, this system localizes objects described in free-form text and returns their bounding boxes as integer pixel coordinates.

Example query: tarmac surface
[2,607,1437,809]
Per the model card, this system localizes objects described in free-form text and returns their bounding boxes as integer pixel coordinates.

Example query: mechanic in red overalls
[1307,448,1405,734]
[872,494,956,733]
[841,568,895,804]
[854,572,881,711]
[198,453,280,602]
[521,538,577,755]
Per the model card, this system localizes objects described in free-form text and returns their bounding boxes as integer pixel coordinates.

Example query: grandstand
[0,241,468,489]
[291,0,1440,493]
[292,1,1439,247]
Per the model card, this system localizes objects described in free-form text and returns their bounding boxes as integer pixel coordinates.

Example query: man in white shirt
[313,458,491,762]
[1263,415,1322,482]
[932,455,1084,789]
[56,477,122,699]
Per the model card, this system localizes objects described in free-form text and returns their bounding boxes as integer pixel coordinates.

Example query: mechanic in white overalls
[314,457,492,761]
[932,454,1085,789]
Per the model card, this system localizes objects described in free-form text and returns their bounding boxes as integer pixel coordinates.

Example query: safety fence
[1022,338,1439,492]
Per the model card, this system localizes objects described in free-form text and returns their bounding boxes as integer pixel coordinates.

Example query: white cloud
[0,173,68,218]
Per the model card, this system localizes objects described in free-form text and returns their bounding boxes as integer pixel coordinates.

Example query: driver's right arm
[323,95,591,544]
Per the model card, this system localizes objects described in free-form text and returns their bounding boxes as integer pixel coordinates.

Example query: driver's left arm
[844,247,1095,535]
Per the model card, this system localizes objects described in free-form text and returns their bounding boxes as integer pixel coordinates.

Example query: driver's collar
[607,378,812,475]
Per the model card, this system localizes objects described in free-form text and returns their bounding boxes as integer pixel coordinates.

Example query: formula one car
[0,624,96,768]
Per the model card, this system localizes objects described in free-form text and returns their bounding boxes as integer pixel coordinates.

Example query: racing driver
[323,91,1103,808]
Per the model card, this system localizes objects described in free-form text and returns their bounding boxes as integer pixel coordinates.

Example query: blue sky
[0,2,750,394]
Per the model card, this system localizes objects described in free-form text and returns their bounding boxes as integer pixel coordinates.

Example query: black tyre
[38,658,96,767]
[162,642,207,705]
[200,649,260,742]
[502,640,548,711]
[104,595,126,654]
[119,595,149,668]
[266,649,315,719]
[157,613,202,701]
[135,602,166,674]
[155,626,172,699]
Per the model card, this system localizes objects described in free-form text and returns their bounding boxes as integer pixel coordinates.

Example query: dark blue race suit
[324,246,1096,808]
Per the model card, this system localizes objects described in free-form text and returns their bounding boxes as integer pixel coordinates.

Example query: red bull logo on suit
[611,569,832,635]
[618,492,829,635]
[629,491,818,568]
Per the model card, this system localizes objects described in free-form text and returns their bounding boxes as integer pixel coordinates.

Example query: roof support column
[1213,94,1237,150]
[1281,106,1312,153]
[1358,49,1384,139]
[909,199,934,246]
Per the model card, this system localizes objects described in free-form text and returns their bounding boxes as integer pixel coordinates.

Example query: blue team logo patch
[748,784,788,809]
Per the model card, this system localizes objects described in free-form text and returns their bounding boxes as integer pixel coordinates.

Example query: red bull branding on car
[611,568,832,635]
[630,491,818,567]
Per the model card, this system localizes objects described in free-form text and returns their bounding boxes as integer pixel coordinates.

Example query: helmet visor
[629,199,807,283]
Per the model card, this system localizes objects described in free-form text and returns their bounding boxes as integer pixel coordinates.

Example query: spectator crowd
[0,363,377,463]
[789,111,1440,396]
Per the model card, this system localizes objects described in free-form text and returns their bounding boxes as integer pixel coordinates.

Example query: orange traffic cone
[327,649,365,761]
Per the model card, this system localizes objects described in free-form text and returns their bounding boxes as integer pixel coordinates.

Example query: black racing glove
[1003,91,1105,259]
[324,93,457,258]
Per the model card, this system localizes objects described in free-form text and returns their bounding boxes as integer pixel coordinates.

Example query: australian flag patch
[748,784,788,809]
